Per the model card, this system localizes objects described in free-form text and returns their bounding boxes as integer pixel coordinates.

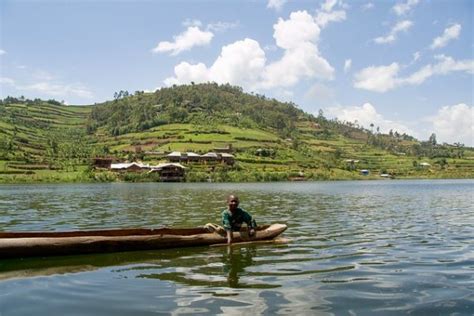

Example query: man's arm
[222,211,234,244]
[226,230,233,244]
[241,209,256,237]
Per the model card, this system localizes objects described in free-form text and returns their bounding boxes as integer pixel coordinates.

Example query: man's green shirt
[222,208,254,231]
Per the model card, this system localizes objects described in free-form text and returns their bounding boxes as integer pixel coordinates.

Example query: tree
[429,133,437,146]
[435,158,447,169]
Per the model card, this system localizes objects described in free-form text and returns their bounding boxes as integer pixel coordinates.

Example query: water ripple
[0,180,473,315]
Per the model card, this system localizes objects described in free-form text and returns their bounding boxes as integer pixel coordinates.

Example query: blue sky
[1,0,472,145]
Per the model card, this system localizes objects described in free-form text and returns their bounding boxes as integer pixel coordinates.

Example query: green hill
[1,84,473,183]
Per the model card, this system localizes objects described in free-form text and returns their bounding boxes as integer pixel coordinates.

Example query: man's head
[227,195,239,212]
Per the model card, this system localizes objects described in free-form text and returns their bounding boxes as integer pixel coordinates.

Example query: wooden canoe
[0,223,287,258]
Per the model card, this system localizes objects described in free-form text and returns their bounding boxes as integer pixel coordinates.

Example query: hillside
[1,84,473,183]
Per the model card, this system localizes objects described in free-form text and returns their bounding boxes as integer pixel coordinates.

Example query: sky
[0,0,473,146]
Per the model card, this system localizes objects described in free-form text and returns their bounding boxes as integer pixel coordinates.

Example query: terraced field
[1,100,473,183]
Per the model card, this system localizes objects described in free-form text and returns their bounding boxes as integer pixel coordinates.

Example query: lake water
[0,180,473,315]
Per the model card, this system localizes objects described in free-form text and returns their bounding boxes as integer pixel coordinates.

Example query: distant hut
[149,163,186,182]
[360,169,369,176]
[220,153,235,165]
[167,151,182,162]
[92,157,114,169]
[185,152,201,163]
[201,152,219,163]
[110,162,150,172]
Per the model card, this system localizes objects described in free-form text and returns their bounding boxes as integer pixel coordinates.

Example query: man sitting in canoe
[222,195,256,245]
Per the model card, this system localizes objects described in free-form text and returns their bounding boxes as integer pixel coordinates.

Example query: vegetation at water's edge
[1,83,473,184]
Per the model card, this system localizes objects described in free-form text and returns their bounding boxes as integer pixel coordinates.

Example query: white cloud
[0,77,15,85]
[181,19,238,33]
[261,43,334,88]
[210,39,266,87]
[428,103,473,146]
[152,26,214,56]
[403,55,474,85]
[1,74,93,100]
[164,10,335,90]
[393,20,414,32]
[0,49,6,56]
[315,0,347,28]
[182,19,202,28]
[392,0,419,16]
[164,38,266,89]
[374,20,413,44]
[353,62,400,92]
[326,102,473,145]
[354,55,474,92]
[315,10,346,28]
[260,11,334,88]
[267,0,287,11]
[321,0,338,12]
[374,34,395,44]
[273,11,320,50]
[206,21,239,33]
[412,51,421,63]
[163,62,209,86]
[326,102,414,135]
[22,82,93,99]
[430,24,462,50]
[362,3,374,11]
[344,59,352,73]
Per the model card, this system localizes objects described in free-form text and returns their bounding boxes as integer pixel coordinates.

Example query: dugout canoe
[0,223,287,259]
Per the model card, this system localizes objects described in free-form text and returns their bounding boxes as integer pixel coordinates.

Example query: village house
[165,151,235,166]
[110,162,151,172]
[183,152,200,163]
[92,157,114,169]
[167,151,182,162]
[200,152,219,163]
[149,163,186,182]
[220,153,235,165]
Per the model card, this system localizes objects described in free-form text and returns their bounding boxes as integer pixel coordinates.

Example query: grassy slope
[0,102,93,182]
[1,95,473,183]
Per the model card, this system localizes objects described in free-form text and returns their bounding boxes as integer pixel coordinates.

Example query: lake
[0,180,473,315]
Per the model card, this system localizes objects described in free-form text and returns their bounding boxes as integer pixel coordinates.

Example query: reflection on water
[223,246,257,288]
[134,245,278,290]
[0,180,473,315]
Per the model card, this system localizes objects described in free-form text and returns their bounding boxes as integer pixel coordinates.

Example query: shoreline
[1,173,472,185]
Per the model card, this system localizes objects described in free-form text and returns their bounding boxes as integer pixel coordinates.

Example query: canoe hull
[0,224,287,258]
